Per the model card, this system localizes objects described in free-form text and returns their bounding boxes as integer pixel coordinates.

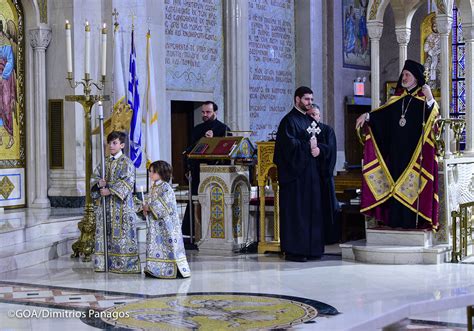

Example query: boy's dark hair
[149,160,173,182]
[203,101,218,112]
[294,86,313,102]
[107,131,127,144]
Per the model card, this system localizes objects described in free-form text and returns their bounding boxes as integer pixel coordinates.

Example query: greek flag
[128,29,142,168]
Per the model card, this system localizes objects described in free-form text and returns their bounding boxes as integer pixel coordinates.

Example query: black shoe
[285,254,307,262]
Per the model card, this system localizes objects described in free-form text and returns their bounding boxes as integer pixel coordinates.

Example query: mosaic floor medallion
[101,292,339,330]
[0,282,338,330]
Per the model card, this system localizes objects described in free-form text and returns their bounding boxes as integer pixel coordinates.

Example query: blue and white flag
[128,30,142,168]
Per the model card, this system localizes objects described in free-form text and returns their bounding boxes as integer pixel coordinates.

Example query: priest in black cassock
[183,101,231,237]
[274,86,335,262]
[355,60,439,230]
[307,104,339,245]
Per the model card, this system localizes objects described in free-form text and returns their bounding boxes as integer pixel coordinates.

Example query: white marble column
[295,0,324,107]
[29,26,51,208]
[224,0,250,131]
[463,23,474,155]
[436,15,453,157]
[367,21,383,109]
[395,26,411,71]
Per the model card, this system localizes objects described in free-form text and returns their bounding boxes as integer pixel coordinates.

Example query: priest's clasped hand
[310,136,320,157]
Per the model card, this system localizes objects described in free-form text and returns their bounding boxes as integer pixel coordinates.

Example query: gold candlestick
[66,74,109,262]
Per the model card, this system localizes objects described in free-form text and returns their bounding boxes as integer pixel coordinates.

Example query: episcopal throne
[188,136,256,253]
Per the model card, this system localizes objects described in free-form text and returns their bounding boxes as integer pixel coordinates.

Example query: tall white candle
[101,23,107,77]
[84,21,91,76]
[97,101,103,118]
[65,20,73,73]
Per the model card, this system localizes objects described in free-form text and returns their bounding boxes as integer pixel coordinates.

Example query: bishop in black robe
[357,60,439,230]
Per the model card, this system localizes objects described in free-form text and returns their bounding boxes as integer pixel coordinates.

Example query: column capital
[435,15,453,35]
[395,26,411,45]
[29,26,51,50]
[367,21,384,40]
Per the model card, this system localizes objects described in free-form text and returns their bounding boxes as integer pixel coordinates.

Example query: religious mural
[421,12,442,96]
[342,0,370,69]
[0,0,25,207]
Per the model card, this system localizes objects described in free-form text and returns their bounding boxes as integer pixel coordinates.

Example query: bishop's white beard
[402,81,417,90]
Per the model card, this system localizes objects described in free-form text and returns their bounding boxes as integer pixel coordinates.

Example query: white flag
[144,30,160,167]
[113,22,126,106]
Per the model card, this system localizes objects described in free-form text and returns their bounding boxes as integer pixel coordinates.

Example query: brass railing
[451,201,474,263]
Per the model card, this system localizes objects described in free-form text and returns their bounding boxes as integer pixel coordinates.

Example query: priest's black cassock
[274,108,336,258]
[183,118,230,237]
[314,121,339,244]
[187,118,230,194]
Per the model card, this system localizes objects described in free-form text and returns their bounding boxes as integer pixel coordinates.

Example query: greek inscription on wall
[249,0,295,142]
[165,0,223,99]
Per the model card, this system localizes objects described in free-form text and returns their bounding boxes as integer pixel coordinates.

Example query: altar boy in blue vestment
[143,161,191,278]
[92,131,141,273]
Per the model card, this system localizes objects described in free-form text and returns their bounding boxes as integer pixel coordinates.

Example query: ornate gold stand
[66,73,109,262]
[451,201,474,263]
[434,118,466,157]
[256,142,280,254]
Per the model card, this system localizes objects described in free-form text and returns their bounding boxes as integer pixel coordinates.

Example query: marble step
[0,235,78,273]
[0,207,156,274]
[0,208,83,248]
[366,228,432,247]
[341,240,451,264]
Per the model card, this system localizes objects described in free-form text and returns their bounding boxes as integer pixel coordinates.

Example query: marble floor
[1,249,474,330]
[1,208,474,330]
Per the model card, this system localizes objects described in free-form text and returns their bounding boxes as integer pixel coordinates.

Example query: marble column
[29,26,51,208]
[367,21,383,109]
[463,23,474,155]
[295,0,324,106]
[436,14,453,157]
[224,0,249,131]
[395,26,411,71]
